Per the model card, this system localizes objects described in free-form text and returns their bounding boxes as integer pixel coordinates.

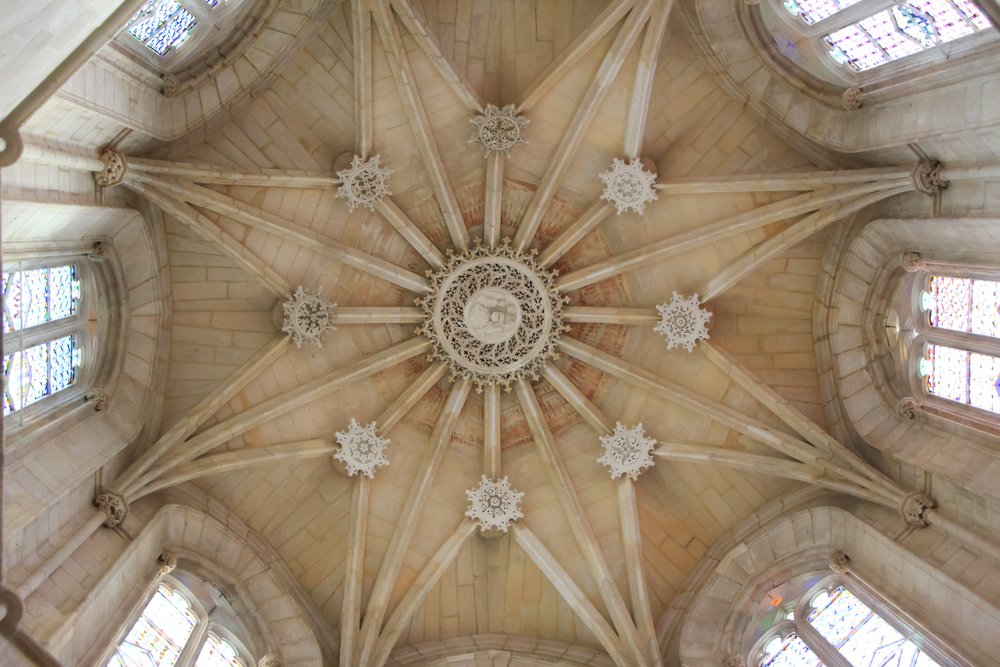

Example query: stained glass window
[3,265,80,333]
[195,634,246,667]
[823,0,992,72]
[783,0,863,24]
[923,344,1000,413]
[3,335,80,416]
[807,586,941,667]
[758,632,825,667]
[923,275,1000,338]
[106,586,198,667]
[124,0,224,56]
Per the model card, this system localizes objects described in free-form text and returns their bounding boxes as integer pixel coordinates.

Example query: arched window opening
[915,273,1000,416]
[3,263,83,416]
[781,0,992,72]
[104,573,256,667]
[748,574,955,667]
[125,0,225,57]
[107,584,198,667]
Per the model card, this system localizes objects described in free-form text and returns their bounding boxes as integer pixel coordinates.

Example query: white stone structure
[599,158,658,214]
[464,476,524,532]
[334,419,390,479]
[598,423,657,481]
[335,154,392,210]
[281,286,337,348]
[654,292,712,352]
[469,104,529,156]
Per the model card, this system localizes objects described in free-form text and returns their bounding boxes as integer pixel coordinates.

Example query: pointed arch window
[916,273,1000,416]
[3,262,84,417]
[752,579,952,666]
[105,578,254,667]
[781,0,992,72]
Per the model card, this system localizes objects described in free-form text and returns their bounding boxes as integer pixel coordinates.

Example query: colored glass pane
[125,0,200,56]
[809,586,940,667]
[128,0,181,42]
[783,0,863,24]
[195,634,245,667]
[759,633,824,667]
[2,265,80,333]
[824,0,993,72]
[107,586,197,667]
[3,335,79,416]
[147,8,197,55]
[927,275,1000,337]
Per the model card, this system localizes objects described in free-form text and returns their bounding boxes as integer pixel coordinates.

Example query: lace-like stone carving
[598,422,657,480]
[465,475,524,532]
[469,104,529,156]
[900,251,926,272]
[335,154,392,210]
[900,491,936,527]
[418,242,568,391]
[158,552,178,575]
[96,491,128,527]
[599,158,658,215]
[897,397,920,420]
[911,160,947,196]
[282,286,337,348]
[724,655,747,667]
[334,419,390,479]
[258,656,280,667]
[95,148,127,187]
[162,74,179,97]
[654,292,712,352]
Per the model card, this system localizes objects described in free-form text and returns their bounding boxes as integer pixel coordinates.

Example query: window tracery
[2,263,83,416]
[750,578,949,667]
[105,576,255,667]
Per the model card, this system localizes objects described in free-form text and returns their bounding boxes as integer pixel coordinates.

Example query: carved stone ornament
[417,241,568,391]
[599,157,659,215]
[161,74,179,97]
[901,251,926,272]
[723,655,748,667]
[95,148,127,188]
[828,550,851,574]
[841,87,863,110]
[900,491,936,527]
[335,154,392,211]
[465,475,524,533]
[85,241,110,262]
[911,160,947,196]
[281,286,337,348]
[598,422,657,480]
[469,103,529,156]
[95,491,128,527]
[334,419,390,479]
[157,552,178,576]
[258,656,280,667]
[897,397,920,420]
[654,292,712,352]
[85,389,109,412]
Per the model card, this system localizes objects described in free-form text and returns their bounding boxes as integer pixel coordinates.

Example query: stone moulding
[465,475,524,532]
[417,242,568,391]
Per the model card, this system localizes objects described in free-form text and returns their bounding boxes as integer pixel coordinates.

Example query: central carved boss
[418,243,567,390]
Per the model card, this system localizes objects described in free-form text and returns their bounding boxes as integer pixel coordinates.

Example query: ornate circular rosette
[469,103,529,156]
[599,157,658,215]
[418,243,567,391]
[335,154,392,210]
[282,286,337,348]
[598,422,657,480]
[654,291,712,352]
[465,475,524,533]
